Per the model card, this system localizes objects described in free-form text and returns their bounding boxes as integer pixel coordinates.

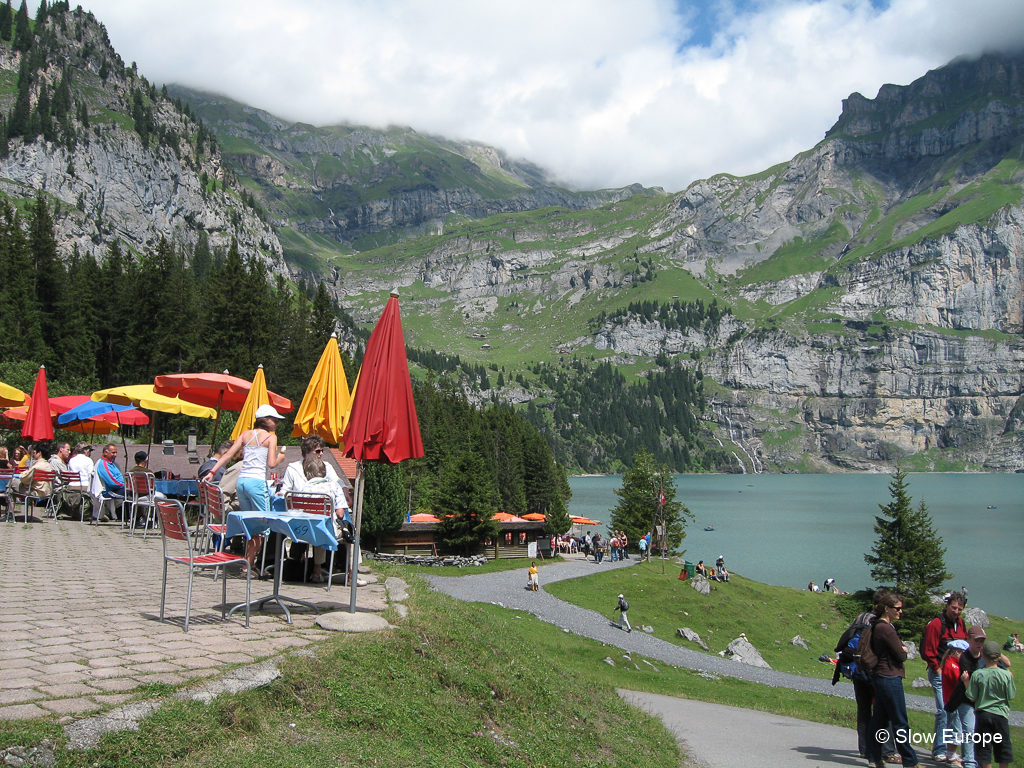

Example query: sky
[75,0,1024,193]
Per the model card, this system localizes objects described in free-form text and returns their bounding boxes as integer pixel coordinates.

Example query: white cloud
[79,0,1024,191]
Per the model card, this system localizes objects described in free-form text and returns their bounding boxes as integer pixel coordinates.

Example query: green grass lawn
[5,562,1022,766]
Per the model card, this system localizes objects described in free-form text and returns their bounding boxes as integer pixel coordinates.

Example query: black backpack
[619,599,629,612]
[832,613,872,685]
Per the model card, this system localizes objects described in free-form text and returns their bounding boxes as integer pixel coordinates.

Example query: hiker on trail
[593,533,604,563]
[638,535,648,561]
[966,640,1017,768]
[922,591,970,763]
[615,594,632,633]
[832,588,897,763]
[866,591,919,768]
[528,561,539,591]
[582,531,591,557]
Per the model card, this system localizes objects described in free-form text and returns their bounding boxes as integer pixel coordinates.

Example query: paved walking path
[0,516,386,722]
[427,553,1023,766]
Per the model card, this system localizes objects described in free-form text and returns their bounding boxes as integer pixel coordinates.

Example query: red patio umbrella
[153,370,293,450]
[343,290,425,611]
[21,366,54,441]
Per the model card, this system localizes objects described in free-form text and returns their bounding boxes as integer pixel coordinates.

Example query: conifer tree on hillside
[360,462,407,549]
[0,0,12,41]
[864,467,950,633]
[435,450,499,556]
[12,0,30,52]
[0,202,47,363]
[610,447,692,553]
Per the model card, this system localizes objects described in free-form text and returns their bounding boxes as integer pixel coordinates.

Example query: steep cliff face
[0,6,280,266]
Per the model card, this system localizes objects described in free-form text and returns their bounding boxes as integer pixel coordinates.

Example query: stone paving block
[87,667,135,680]
[0,702,48,721]
[178,668,220,680]
[208,653,255,664]
[35,661,89,675]
[175,656,222,670]
[124,662,183,675]
[0,688,44,706]
[121,652,169,664]
[133,672,186,686]
[89,677,141,692]
[38,697,101,715]
[0,676,41,690]
[0,657,39,672]
[37,683,102,697]
[88,656,128,669]
[40,671,93,686]
[90,693,135,707]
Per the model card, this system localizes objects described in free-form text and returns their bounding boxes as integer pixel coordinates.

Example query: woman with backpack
[865,592,919,768]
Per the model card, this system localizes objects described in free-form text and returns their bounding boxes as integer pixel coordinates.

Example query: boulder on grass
[691,574,711,596]
[725,635,771,669]
[677,627,709,650]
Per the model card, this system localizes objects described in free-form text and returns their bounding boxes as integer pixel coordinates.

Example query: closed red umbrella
[343,290,424,611]
[21,366,54,441]
[343,292,424,464]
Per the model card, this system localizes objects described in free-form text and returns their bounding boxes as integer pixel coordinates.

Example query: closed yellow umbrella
[291,333,353,445]
[230,365,270,441]
[92,384,218,419]
[0,381,27,408]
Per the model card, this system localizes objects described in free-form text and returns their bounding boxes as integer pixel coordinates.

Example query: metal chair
[284,491,335,591]
[0,468,17,522]
[127,471,158,537]
[158,499,250,633]
[196,480,229,555]
[10,468,57,522]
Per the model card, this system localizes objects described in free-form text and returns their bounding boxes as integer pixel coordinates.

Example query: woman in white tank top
[202,404,287,570]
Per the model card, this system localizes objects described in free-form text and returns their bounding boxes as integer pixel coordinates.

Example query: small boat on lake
[704,526,715,531]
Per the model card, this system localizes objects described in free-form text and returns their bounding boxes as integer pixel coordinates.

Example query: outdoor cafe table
[155,479,199,498]
[224,510,338,623]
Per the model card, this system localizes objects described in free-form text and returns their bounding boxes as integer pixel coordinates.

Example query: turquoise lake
[568,473,1024,621]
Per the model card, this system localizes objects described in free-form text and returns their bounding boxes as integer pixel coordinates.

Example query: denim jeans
[927,667,947,756]
[867,674,919,766]
[946,701,976,767]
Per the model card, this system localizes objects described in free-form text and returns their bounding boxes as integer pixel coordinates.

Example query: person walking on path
[528,561,539,591]
[866,591,920,768]
[923,591,970,762]
[638,534,648,562]
[201,404,287,572]
[615,593,632,633]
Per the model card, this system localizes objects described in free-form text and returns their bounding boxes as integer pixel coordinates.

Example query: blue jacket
[97,458,125,491]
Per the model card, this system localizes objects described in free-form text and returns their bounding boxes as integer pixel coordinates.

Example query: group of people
[1,440,160,522]
[695,556,730,582]
[578,530,651,563]
[855,590,1015,768]
[198,404,354,582]
[809,577,839,593]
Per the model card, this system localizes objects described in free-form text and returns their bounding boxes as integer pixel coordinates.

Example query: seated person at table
[95,444,126,498]
[19,443,54,498]
[48,441,71,475]
[0,446,12,469]
[277,436,347,497]
[126,451,166,502]
[296,454,351,584]
[14,444,29,469]
[198,441,234,485]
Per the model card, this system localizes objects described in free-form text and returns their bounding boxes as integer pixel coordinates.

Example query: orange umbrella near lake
[292,333,352,445]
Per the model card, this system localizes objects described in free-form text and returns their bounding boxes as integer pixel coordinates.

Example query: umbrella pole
[208,390,225,456]
[348,461,365,614]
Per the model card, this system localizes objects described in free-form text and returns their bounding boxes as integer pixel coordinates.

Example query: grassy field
[4,559,1022,766]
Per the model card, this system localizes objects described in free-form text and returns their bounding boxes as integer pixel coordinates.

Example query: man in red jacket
[921,591,970,762]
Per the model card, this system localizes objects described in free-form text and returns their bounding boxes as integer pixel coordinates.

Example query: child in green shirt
[966,640,1016,768]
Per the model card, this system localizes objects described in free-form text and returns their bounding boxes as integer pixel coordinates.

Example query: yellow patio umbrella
[230,364,270,441]
[291,333,353,445]
[0,381,27,408]
[91,384,218,419]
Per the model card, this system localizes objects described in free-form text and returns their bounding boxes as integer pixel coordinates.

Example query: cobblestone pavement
[0,516,385,722]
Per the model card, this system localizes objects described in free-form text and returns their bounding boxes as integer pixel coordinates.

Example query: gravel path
[426,555,1024,727]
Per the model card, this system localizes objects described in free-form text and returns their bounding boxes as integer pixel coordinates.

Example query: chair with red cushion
[10,468,57,523]
[158,499,250,633]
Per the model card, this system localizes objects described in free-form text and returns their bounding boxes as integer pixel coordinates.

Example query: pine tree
[12,0,30,52]
[360,462,407,549]
[609,447,692,553]
[28,193,62,354]
[0,201,47,363]
[0,0,12,41]
[435,450,499,556]
[53,247,100,386]
[864,467,950,597]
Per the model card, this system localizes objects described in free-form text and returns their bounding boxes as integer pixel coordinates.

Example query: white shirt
[278,459,344,496]
[68,454,93,487]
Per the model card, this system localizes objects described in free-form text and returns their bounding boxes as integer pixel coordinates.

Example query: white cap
[254,404,284,420]
[618,594,624,599]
